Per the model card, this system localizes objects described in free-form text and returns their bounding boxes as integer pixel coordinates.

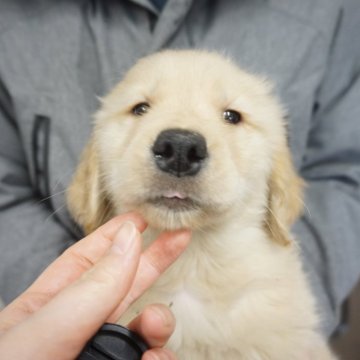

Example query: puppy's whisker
[45,203,66,223]
[36,189,68,206]
[302,201,311,218]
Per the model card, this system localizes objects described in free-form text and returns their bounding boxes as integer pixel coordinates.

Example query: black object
[77,323,148,360]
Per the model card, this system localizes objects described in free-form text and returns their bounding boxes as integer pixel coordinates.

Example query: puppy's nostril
[155,142,174,159]
[187,143,207,162]
[187,147,197,162]
[152,129,208,177]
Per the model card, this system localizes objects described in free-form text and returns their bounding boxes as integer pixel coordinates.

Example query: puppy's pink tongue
[163,190,187,199]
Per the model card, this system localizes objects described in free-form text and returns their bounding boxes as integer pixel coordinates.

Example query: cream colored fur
[67,50,336,359]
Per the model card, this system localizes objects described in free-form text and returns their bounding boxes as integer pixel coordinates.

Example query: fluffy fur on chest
[120,225,325,359]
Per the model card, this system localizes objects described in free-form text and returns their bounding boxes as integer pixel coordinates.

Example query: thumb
[0,221,142,360]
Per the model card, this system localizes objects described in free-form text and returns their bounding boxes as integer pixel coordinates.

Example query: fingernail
[151,305,174,329]
[111,221,137,254]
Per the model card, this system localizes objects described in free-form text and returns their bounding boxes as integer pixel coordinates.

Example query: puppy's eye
[132,102,150,116]
[223,110,242,125]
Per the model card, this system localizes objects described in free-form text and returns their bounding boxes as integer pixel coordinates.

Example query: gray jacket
[0,0,359,336]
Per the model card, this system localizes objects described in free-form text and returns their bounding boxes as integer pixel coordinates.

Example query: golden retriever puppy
[67,50,336,359]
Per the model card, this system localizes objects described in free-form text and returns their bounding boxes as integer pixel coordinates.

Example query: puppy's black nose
[152,129,208,177]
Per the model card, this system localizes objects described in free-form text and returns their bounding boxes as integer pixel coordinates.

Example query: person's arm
[0,79,74,303]
[293,1,360,336]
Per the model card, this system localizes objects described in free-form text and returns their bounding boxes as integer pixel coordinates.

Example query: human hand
[0,213,191,359]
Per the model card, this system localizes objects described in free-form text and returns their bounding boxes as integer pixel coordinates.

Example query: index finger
[108,229,191,322]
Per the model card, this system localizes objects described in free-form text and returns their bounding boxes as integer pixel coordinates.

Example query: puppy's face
[68,51,302,244]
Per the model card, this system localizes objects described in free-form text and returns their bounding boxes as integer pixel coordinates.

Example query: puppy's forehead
[122,51,267,102]
[129,51,237,81]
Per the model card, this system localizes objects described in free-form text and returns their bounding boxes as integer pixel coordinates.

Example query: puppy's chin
[134,202,212,231]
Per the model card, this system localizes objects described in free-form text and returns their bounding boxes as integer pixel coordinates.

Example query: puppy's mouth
[147,191,199,212]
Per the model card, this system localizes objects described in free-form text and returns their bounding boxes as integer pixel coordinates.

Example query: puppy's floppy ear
[67,138,113,234]
[265,142,304,246]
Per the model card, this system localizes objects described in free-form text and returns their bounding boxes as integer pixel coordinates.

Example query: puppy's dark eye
[223,110,242,125]
[132,102,150,116]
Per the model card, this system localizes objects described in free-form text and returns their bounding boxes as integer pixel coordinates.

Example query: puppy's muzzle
[152,128,208,177]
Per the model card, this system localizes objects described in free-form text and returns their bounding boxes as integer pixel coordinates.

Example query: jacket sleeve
[293,2,360,336]
[0,79,74,303]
